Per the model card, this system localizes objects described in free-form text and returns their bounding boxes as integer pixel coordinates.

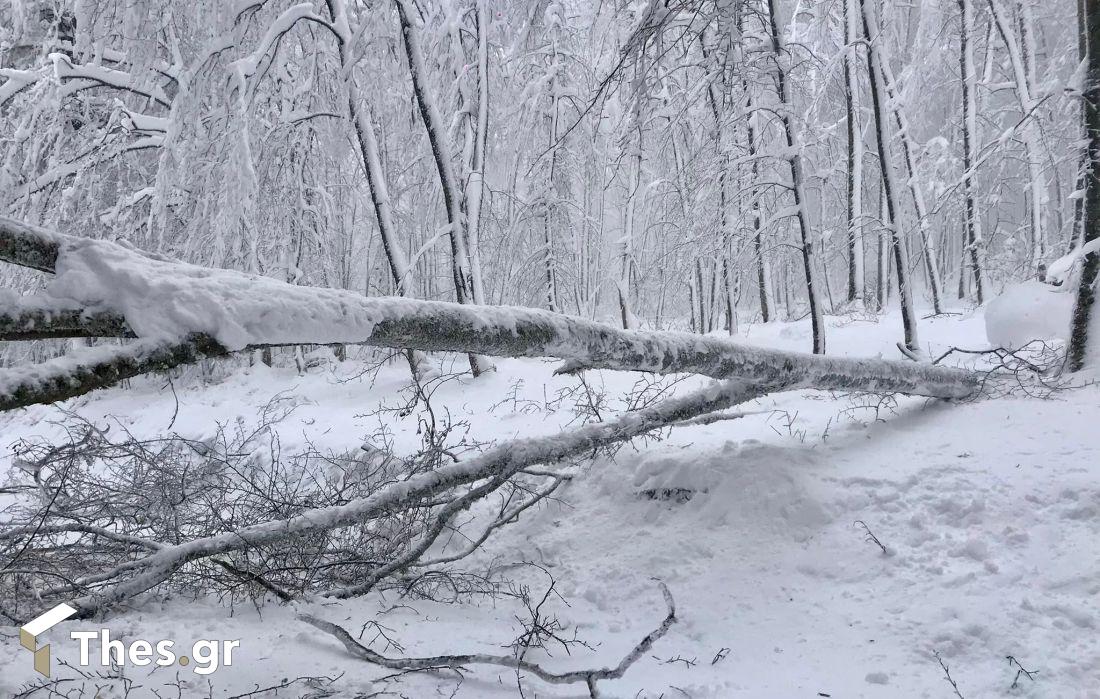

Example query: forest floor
[1,307,1098,698]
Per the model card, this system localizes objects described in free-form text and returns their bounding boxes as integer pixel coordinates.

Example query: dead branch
[298,582,676,697]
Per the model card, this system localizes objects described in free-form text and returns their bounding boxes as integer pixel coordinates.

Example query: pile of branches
[1,396,565,620]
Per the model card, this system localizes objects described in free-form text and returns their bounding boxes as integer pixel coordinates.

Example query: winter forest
[1,0,1099,695]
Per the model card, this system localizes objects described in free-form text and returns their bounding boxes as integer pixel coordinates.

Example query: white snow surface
[984,280,1074,349]
[2,310,1099,698]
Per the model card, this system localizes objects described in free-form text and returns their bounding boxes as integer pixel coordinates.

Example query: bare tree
[858,0,922,354]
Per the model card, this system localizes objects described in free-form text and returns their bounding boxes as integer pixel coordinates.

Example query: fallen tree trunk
[0,218,978,408]
[0,335,224,410]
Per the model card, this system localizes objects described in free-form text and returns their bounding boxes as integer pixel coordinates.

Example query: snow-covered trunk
[876,51,943,314]
[325,0,430,378]
[712,113,737,335]
[988,0,1046,273]
[860,0,921,353]
[724,7,771,324]
[394,0,491,376]
[617,64,644,331]
[541,31,562,313]
[742,93,773,324]
[464,0,491,309]
[877,179,891,311]
[958,0,986,303]
[704,19,739,335]
[844,0,865,308]
[767,0,824,353]
[1068,0,1100,371]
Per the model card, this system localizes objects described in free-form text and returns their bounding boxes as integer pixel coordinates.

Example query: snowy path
[1,310,1097,697]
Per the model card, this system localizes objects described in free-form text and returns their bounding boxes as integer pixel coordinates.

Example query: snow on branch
[228,3,338,97]
[0,66,51,106]
[50,53,171,107]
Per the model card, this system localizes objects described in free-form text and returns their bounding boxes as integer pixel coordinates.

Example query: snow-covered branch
[299,582,676,695]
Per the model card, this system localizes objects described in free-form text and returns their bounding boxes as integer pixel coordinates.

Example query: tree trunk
[394,0,491,375]
[1068,0,1100,371]
[0,218,978,405]
[958,0,986,304]
[618,63,644,331]
[844,0,866,307]
[987,0,1046,273]
[766,0,825,353]
[859,0,922,353]
[877,46,944,314]
[325,0,431,378]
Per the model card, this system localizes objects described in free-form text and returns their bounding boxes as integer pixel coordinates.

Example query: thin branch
[298,582,676,692]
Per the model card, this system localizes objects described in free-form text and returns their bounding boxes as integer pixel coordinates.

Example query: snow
[2,309,1098,697]
[984,280,1074,349]
[47,236,384,350]
[1045,236,1100,285]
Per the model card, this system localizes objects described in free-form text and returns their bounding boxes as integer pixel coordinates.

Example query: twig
[854,520,889,556]
[1006,655,1038,689]
[933,650,966,699]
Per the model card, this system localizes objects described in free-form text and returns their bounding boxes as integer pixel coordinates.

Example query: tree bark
[859,0,922,353]
[844,0,866,307]
[1069,0,1100,371]
[394,0,492,376]
[766,0,824,352]
[958,0,986,304]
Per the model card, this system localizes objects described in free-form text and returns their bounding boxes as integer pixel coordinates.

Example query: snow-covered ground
[2,308,1098,698]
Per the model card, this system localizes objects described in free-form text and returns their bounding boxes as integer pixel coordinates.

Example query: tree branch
[297,582,676,694]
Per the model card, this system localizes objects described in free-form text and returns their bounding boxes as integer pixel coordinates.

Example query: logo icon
[20,603,78,677]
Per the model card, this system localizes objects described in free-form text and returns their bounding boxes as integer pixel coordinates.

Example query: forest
[0,0,1098,696]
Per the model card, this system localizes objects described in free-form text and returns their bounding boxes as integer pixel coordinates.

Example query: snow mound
[983,281,1073,349]
[618,441,830,539]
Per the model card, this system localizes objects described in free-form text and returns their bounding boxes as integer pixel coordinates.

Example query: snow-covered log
[0,218,978,408]
[0,336,224,411]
